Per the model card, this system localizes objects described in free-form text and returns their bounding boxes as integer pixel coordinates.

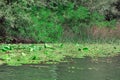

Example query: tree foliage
[0,0,119,43]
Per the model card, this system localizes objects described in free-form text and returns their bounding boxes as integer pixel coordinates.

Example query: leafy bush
[60,3,117,40]
[0,0,118,43]
[0,1,31,40]
[29,7,63,42]
[0,1,63,43]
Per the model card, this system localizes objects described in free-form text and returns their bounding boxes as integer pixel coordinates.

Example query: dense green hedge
[0,0,119,43]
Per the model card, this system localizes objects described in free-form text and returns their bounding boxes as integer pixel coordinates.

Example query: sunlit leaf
[59,43,63,48]
[21,52,26,56]
[2,46,12,52]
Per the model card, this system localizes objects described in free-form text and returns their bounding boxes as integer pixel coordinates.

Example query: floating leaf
[76,43,80,47]
[29,45,41,51]
[5,46,12,50]
[2,48,8,52]
[83,47,88,51]
[30,48,34,51]
[44,44,55,49]
[44,51,49,55]
[1,46,12,52]
[44,44,50,48]
[38,47,42,50]
[78,48,81,51]
[71,66,75,69]
[32,56,36,60]
[59,43,63,48]
[113,47,116,49]
[21,52,26,56]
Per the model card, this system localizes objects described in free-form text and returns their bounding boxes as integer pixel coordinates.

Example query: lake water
[0,56,120,80]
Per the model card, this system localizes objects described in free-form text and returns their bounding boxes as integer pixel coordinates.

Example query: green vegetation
[0,0,120,43]
[0,1,120,66]
[0,43,120,66]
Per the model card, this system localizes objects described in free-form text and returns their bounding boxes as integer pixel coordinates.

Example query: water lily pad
[78,48,81,51]
[83,48,89,51]
[44,44,55,49]
[2,46,12,52]
[59,43,64,48]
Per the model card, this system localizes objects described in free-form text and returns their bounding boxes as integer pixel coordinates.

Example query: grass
[0,43,120,66]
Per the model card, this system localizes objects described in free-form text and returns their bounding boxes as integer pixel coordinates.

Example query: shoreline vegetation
[0,43,120,66]
[0,1,120,67]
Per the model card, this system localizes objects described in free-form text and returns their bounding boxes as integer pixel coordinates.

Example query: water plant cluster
[0,0,120,66]
[0,43,120,66]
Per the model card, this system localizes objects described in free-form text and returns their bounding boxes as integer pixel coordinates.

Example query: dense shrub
[0,0,63,43]
[0,0,31,40]
[27,8,63,42]
[61,3,116,40]
[0,0,119,43]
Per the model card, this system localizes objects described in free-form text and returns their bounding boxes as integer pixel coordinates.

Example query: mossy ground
[0,43,120,66]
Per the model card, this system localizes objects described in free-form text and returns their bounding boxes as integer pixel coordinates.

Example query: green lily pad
[44,44,55,49]
[78,48,81,51]
[2,46,12,52]
[83,47,89,51]
[59,43,64,48]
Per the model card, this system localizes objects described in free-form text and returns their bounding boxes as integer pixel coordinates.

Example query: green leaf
[44,44,55,49]
[59,43,64,48]
[78,48,81,51]
[83,48,89,51]
[21,52,26,56]
[2,46,12,52]
[1,48,8,52]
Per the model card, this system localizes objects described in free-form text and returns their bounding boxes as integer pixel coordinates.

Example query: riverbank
[0,43,120,66]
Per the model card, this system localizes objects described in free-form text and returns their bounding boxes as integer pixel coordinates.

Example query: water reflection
[57,57,120,80]
[0,56,120,80]
[0,65,57,80]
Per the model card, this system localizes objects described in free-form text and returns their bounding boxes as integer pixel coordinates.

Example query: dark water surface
[0,56,120,80]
